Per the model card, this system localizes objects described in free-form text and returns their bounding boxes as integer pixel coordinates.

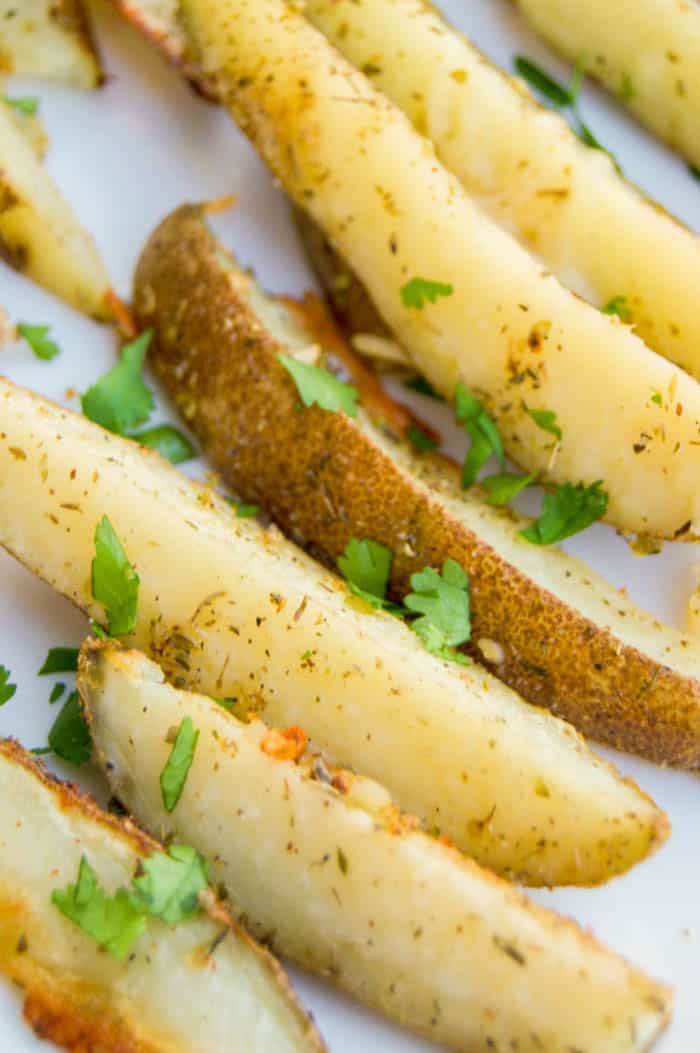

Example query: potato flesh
[83,645,672,1053]
[516,0,700,168]
[304,0,700,379]
[171,0,700,538]
[0,741,322,1053]
[0,0,101,88]
[0,379,666,886]
[0,104,110,318]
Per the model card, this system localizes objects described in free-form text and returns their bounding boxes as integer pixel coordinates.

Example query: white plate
[1,0,699,1049]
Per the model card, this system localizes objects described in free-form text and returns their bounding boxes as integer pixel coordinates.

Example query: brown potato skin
[134,205,700,767]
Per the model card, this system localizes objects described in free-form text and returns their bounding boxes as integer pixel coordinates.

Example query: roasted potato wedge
[0,738,324,1053]
[0,100,111,318]
[109,0,700,539]
[81,640,673,1053]
[0,0,101,88]
[515,0,700,169]
[0,377,668,886]
[304,0,700,380]
[135,203,700,769]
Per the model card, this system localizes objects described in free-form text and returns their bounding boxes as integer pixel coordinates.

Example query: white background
[0,0,699,1048]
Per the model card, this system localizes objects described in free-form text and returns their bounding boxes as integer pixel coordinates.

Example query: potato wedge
[134,203,700,768]
[0,377,668,886]
[0,101,111,318]
[81,641,673,1053]
[515,0,700,169]
[304,0,700,379]
[109,0,700,539]
[0,738,324,1053]
[0,0,101,88]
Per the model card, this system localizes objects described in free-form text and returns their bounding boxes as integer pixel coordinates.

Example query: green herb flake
[521,480,608,545]
[0,665,17,706]
[52,856,147,959]
[402,375,445,401]
[132,424,195,465]
[160,717,199,813]
[49,682,66,705]
[650,391,663,406]
[131,844,208,924]
[481,472,536,506]
[400,278,454,310]
[17,323,60,362]
[525,406,562,441]
[404,559,471,664]
[515,56,572,107]
[226,498,260,518]
[278,353,358,417]
[338,538,394,609]
[214,696,237,711]
[689,163,700,183]
[48,690,91,765]
[407,424,438,453]
[455,382,504,488]
[81,331,154,434]
[39,647,79,676]
[4,95,39,116]
[601,295,632,322]
[91,516,140,637]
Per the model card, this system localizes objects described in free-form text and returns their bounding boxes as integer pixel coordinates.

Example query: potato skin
[135,205,700,767]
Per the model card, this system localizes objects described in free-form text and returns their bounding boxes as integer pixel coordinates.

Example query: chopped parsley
[403,375,445,401]
[455,382,504,488]
[481,472,536,506]
[39,647,79,675]
[48,690,91,765]
[0,665,16,706]
[407,424,439,453]
[49,682,66,705]
[650,390,663,406]
[227,497,260,518]
[52,856,147,959]
[133,424,195,465]
[4,95,39,116]
[601,295,632,322]
[525,406,562,441]
[404,560,471,665]
[91,516,140,637]
[689,164,700,183]
[338,538,395,610]
[401,278,454,310]
[279,353,358,417]
[160,717,199,812]
[17,322,60,362]
[82,331,154,435]
[131,844,208,924]
[520,480,608,545]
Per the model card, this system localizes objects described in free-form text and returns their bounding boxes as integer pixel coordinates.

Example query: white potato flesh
[0,379,667,887]
[171,0,700,539]
[0,103,111,318]
[0,739,324,1053]
[304,0,700,380]
[82,643,673,1053]
[516,0,700,169]
[0,0,101,88]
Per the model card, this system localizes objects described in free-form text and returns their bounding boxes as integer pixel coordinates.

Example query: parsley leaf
[338,538,393,608]
[160,717,199,813]
[407,424,438,453]
[278,354,358,417]
[521,480,608,545]
[404,559,471,664]
[17,322,60,361]
[690,164,700,183]
[0,665,16,706]
[403,375,445,401]
[514,56,572,107]
[601,295,632,322]
[39,647,79,675]
[525,406,562,441]
[91,516,140,637]
[481,472,536,506]
[82,331,154,434]
[401,278,454,310]
[4,96,39,116]
[131,844,208,924]
[650,391,663,406]
[52,856,147,959]
[132,424,195,465]
[455,382,504,488]
[48,690,91,765]
[49,682,66,705]
[226,498,260,518]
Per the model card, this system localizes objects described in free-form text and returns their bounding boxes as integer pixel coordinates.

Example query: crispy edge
[133,204,700,770]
